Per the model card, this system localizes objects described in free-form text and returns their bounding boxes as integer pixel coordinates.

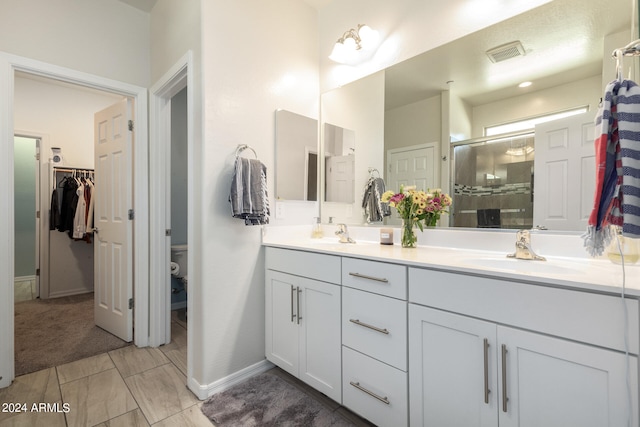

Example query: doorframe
[0,52,150,388]
[148,53,193,369]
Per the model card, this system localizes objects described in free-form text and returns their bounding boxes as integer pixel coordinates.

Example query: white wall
[321,71,385,224]
[195,0,319,393]
[385,95,442,152]
[0,0,150,88]
[317,0,552,92]
[14,76,122,168]
[471,75,601,137]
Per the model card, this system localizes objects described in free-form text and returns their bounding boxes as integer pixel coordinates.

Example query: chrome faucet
[335,223,356,243]
[507,229,546,261]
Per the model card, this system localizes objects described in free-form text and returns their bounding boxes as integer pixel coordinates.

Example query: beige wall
[198,0,319,390]
[0,0,150,87]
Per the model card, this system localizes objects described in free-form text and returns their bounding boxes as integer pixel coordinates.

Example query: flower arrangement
[381,185,452,247]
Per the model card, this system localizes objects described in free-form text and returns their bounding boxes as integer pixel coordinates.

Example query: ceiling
[385,0,631,110]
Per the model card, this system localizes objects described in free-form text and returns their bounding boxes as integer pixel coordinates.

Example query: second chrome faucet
[507,229,545,261]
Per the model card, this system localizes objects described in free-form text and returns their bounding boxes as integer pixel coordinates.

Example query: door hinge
[35,153,40,161]
[36,211,40,219]
[166,229,172,236]
[129,298,134,309]
[128,209,134,220]
[36,268,40,276]
[128,120,134,131]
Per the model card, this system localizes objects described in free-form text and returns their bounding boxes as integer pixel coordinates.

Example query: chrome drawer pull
[348,272,389,283]
[349,318,389,335]
[501,344,508,413]
[290,285,296,323]
[350,381,390,405]
[483,338,490,404]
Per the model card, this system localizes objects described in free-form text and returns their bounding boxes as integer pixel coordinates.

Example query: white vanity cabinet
[265,247,342,402]
[409,267,640,427]
[341,257,408,427]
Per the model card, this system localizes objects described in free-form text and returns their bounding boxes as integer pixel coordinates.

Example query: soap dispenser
[311,217,324,239]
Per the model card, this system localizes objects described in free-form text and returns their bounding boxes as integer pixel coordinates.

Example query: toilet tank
[170,244,188,277]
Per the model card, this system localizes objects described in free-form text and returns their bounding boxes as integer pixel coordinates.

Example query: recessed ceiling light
[518,81,532,88]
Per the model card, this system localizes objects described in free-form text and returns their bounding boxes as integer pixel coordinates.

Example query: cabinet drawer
[409,267,640,354]
[342,257,407,299]
[343,287,407,370]
[265,247,341,284]
[342,346,408,427]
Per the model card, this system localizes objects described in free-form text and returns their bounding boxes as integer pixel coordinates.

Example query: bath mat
[201,370,354,426]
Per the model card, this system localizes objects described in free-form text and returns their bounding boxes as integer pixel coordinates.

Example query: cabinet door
[409,305,498,427]
[298,277,342,403]
[498,326,638,427]
[265,270,299,378]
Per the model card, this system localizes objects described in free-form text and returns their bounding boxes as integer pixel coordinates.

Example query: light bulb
[358,25,379,50]
[329,42,348,63]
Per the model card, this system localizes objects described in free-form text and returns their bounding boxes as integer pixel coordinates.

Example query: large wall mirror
[275,109,318,201]
[320,0,634,231]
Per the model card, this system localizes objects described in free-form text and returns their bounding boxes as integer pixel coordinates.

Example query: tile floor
[1,310,375,427]
[14,279,37,302]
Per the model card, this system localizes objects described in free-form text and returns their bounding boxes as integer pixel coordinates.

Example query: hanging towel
[583,79,640,255]
[229,157,270,225]
[362,177,390,223]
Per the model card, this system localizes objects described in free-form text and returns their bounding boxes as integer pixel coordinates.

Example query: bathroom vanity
[263,226,640,427]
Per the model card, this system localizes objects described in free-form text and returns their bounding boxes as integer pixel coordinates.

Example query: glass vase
[401,218,418,248]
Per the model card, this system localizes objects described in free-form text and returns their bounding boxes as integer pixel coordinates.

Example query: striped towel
[229,157,270,225]
[583,79,640,255]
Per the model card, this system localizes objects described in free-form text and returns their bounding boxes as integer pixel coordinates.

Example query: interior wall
[198,0,319,393]
[14,76,123,168]
[13,136,36,278]
[471,75,601,137]
[385,94,442,152]
[321,71,385,224]
[0,0,151,88]
[171,87,188,246]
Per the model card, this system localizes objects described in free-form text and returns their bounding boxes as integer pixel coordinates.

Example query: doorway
[0,53,150,389]
[13,136,39,302]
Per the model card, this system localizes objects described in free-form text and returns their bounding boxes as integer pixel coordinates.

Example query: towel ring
[235,144,258,159]
[368,167,380,178]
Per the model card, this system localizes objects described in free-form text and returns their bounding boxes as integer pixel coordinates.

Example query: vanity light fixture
[329,24,380,65]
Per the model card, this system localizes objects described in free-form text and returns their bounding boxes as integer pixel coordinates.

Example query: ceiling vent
[486,41,526,63]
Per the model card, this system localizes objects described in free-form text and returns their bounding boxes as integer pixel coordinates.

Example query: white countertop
[262,225,640,297]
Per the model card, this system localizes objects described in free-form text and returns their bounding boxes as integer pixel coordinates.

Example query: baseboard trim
[14,275,36,283]
[188,359,275,400]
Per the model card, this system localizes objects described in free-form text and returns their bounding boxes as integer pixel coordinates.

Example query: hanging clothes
[58,176,79,235]
[49,186,60,231]
[362,176,390,223]
[583,79,640,255]
[72,178,87,239]
[229,156,270,225]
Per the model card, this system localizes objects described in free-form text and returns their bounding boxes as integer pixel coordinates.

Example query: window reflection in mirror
[275,109,318,201]
[324,123,355,203]
[452,134,534,229]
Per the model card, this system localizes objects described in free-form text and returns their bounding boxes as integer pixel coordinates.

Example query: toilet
[170,244,188,292]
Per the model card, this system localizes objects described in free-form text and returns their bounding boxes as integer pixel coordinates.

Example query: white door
[94,98,133,342]
[533,112,596,230]
[265,270,299,377]
[498,326,638,427]
[387,143,439,191]
[325,154,355,203]
[409,305,498,427]
[298,277,341,402]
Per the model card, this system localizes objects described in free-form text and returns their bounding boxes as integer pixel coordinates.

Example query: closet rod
[53,167,94,173]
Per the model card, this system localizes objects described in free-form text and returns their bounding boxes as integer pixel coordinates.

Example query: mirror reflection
[324,123,355,203]
[320,0,632,230]
[275,109,318,201]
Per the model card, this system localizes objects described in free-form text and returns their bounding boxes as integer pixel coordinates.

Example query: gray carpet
[201,370,355,426]
[14,292,131,376]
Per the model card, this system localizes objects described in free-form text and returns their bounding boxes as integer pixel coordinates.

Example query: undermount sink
[462,256,584,276]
